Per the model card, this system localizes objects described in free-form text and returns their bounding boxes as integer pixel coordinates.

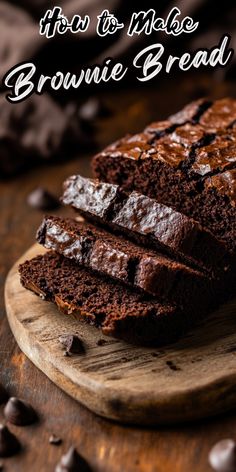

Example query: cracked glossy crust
[92,98,236,251]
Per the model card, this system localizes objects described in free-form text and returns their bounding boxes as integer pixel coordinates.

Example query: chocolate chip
[0,460,4,470]
[27,188,60,211]
[166,360,181,371]
[55,447,91,472]
[49,435,62,446]
[0,385,8,405]
[96,338,107,346]
[63,351,70,357]
[59,335,85,355]
[78,98,110,123]
[209,439,236,471]
[4,397,37,426]
[0,425,20,457]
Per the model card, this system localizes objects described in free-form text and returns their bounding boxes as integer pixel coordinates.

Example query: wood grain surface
[1,76,236,472]
[5,243,236,427]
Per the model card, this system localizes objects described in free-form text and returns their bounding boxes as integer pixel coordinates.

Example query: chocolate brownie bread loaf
[19,251,205,346]
[92,98,236,252]
[62,175,228,274]
[37,216,210,310]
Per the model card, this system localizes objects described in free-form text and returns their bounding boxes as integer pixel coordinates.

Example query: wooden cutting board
[4,244,236,426]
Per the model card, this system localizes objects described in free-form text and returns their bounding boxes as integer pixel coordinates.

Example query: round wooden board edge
[4,244,236,426]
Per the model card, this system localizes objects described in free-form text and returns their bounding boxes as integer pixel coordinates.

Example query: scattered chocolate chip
[63,351,70,357]
[96,338,107,346]
[166,360,181,371]
[0,385,8,405]
[0,425,20,457]
[55,447,91,472]
[121,357,129,363]
[27,188,60,211]
[75,215,85,223]
[4,397,37,426]
[49,435,62,446]
[0,461,4,470]
[209,439,236,471]
[59,335,85,355]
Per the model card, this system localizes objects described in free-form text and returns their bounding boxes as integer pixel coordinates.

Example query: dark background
[0,2,236,471]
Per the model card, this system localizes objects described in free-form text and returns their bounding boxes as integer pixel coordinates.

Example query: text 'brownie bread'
[61,175,228,274]
[19,251,204,346]
[92,98,236,252]
[37,215,212,311]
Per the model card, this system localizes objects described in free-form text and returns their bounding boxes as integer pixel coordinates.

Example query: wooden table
[1,75,236,472]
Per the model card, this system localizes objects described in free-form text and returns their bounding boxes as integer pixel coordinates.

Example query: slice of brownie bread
[36,216,210,310]
[61,175,228,274]
[18,251,207,346]
[92,98,236,252]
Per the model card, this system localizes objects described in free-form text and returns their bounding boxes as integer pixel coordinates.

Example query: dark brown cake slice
[92,98,236,252]
[61,175,228,274]
[205,169,236,203]
[36,216,210,309]
[191,169,236,249]
[18,251,207,346]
